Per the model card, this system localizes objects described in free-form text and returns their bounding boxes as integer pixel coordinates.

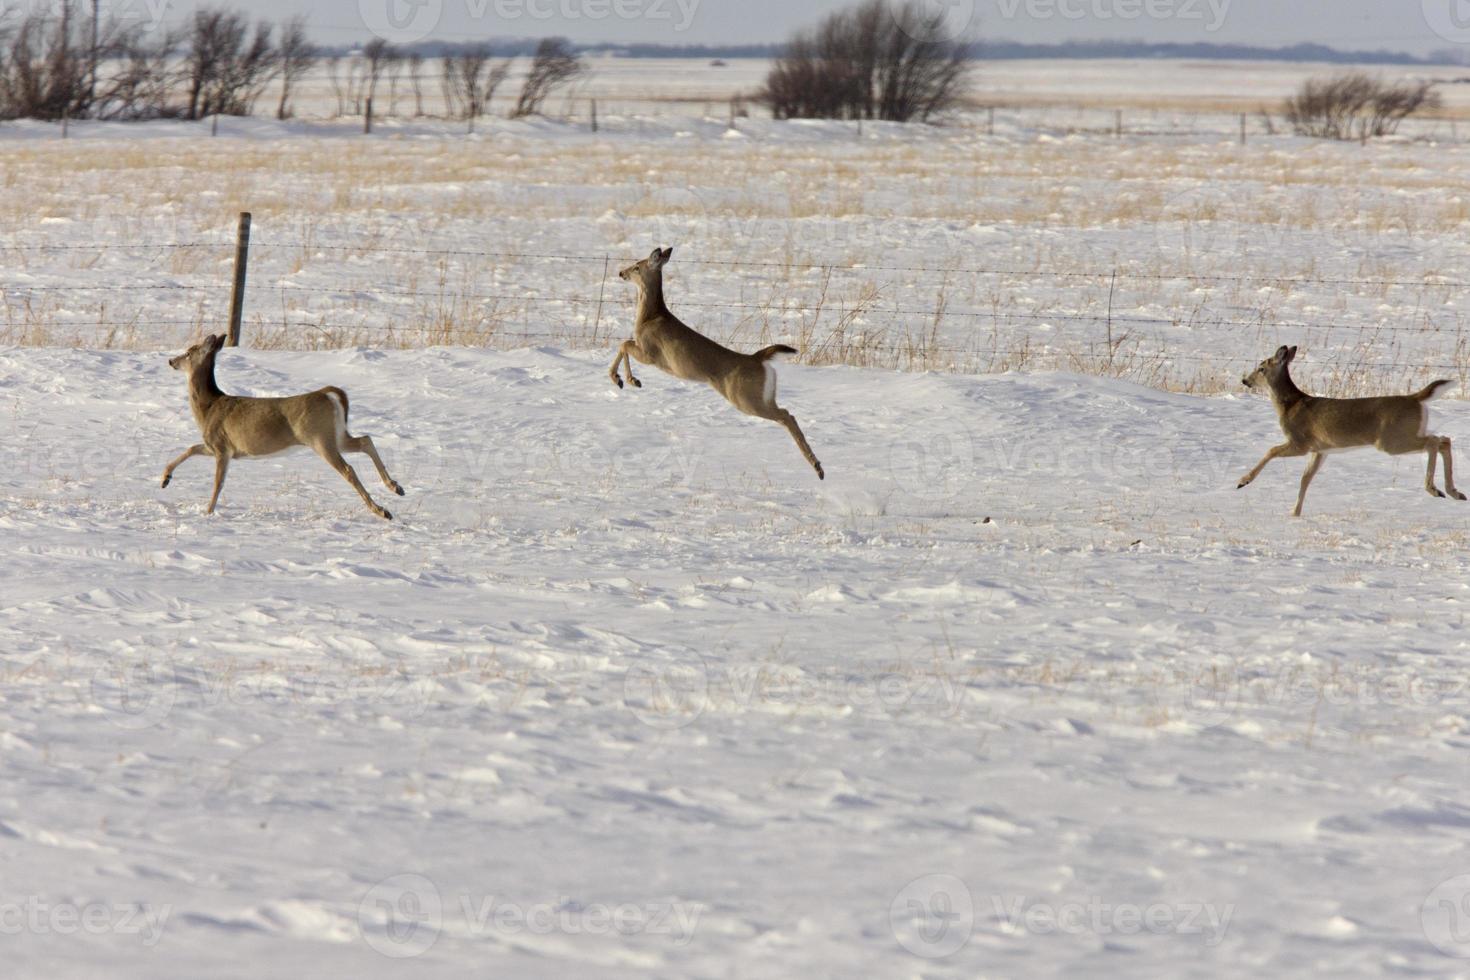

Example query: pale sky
[129,0,1470,55]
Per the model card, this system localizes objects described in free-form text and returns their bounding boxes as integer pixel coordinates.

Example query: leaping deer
[1237,345,1464,516]
[609,247,824,479]
[162,334,404,520]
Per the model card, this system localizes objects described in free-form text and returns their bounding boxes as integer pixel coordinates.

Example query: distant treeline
[325,38,1455,68]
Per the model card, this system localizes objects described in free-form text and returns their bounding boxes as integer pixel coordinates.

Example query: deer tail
[753,344,798,363]
[321,386,351,421]
[1414,379,1455,402]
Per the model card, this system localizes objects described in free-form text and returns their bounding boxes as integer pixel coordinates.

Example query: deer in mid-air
[162,333,404,519]
[1237,345,1463,516]
[608,247,824,479]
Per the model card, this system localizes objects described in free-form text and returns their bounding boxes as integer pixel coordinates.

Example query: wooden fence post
[364,97,373,135]
[226,212,252,348]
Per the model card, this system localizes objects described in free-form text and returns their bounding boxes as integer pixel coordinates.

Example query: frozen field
[5,58,1470,977]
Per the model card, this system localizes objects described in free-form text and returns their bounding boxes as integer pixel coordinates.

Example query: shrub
[1283,72,1441,141]
[763,0,973,123]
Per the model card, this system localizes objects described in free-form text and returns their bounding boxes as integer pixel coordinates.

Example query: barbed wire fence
[2,214,1467,393]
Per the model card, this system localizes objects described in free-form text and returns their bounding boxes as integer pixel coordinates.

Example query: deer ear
[1274,345,1290,360]
[1286,345,1298,361]
[660,246,674,263]
[648,247,663,264]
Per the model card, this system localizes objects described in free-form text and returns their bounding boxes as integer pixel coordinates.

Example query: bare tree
[0,7,89,120]
[275,15,315,120]
[184,8,279,120]
[407,51,425,116]
[512,37,583,118]
[326,54,345,116]
[93,23,181,120]
[443,45,512,120]
[360,38,395,113]
[763,0,972,123]
[1284,71,1441,141]
[0,3,178,121]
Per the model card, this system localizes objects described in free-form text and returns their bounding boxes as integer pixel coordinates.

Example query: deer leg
[206,451,232,515]
[1292,452,1326,517]
[342,433,405,496]
[314,441,392,520]
[1238,442,1305,489]
[775,409,824,480]
[609,340,645,390]
[1422,438,1446,498]
[1440,437,1467,500]
[162,443,210,488]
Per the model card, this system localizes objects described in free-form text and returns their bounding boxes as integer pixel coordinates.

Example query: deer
[161,333,404,520]
[608,247,824,479]
[1237,344,1464,516]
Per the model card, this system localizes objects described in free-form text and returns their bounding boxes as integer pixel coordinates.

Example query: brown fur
[608,247,824,479]
[162,334,404,519]
[1237,345,1464,516]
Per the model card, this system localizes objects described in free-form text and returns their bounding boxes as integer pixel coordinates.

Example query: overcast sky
[134,0,1470,54]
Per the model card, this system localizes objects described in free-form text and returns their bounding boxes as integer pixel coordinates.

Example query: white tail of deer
[162,334,404,520]
[608,247,824,479]
[1237,344,1463,516]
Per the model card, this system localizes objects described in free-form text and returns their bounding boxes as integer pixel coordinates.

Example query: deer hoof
[1429,488,1446,498]
[1454,491,1468,501]
[629,377,642,388]
[379,508,393,521]
[161,475,171,488]
[393,484,405,497]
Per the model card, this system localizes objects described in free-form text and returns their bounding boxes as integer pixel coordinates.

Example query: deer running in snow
[1237,344,1463,516]
[162,334,404,519]
[608,247,824,479]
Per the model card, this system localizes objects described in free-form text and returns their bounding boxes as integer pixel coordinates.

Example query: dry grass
[2,124,1468,398]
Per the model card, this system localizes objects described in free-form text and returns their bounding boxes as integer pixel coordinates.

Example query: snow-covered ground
[7,57,1470,977]
[5,345,1470,977]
